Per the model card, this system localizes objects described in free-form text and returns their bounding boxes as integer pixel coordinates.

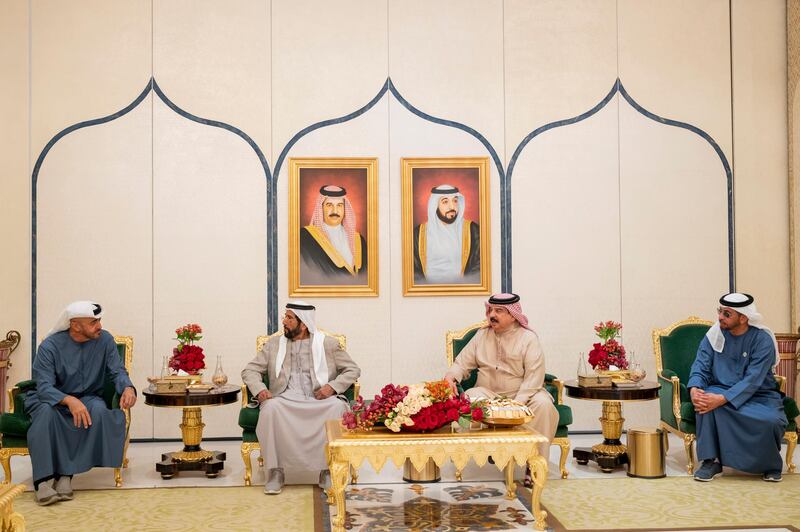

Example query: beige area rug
[540,475,800,531]
[15,485,316,532]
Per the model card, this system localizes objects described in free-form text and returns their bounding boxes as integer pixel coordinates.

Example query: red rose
[471,408,484,421]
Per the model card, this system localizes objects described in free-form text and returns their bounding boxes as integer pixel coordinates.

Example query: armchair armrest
[657,370,684,429]
[551,378,565,405]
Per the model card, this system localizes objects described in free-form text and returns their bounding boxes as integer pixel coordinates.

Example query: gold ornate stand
[574,400,628,472]
[156,407,225,479]
[325,420,549,532]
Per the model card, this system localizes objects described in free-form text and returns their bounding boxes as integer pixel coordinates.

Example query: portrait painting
[289,157,378,297]
[401,157,491,296]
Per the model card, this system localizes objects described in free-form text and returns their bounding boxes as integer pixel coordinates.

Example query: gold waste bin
[626,426,667,479]
[403,458,441,482]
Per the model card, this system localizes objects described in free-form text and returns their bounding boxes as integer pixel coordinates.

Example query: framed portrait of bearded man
[288,157,378,297]
[401,157,491,296]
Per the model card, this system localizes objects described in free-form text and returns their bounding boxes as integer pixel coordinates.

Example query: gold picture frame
[289,157,378,297]
[401,157,491,296]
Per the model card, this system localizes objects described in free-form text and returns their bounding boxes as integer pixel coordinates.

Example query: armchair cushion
[0,413,30,438]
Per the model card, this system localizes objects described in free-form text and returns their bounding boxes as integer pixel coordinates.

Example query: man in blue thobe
[26,301,136,505]
[688,292,787,482]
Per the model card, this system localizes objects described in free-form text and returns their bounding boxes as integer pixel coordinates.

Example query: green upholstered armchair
[238,330,359,486]
[0,335,134,487]
[445,321,573,479]
[652,317,798,474]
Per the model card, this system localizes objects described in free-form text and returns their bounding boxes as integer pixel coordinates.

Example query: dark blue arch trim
[506,78,734,292]
[31,79,280,357]
[387,78,511,290]
[30,81,153,356]
[151,80,278,331]
[617,81,734,291]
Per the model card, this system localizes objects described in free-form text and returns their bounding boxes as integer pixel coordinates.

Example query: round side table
[143,385,240,479]
[563,380,660,472]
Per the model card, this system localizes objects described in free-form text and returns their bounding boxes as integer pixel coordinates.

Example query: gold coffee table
[325,419,549,531]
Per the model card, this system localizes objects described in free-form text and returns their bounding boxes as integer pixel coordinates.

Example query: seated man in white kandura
[241,301,360,494]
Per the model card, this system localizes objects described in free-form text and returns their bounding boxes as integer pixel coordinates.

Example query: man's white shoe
[264,468,284,495]
[35,481,59,506]
[54,476,74,501]
[318,469,331,490]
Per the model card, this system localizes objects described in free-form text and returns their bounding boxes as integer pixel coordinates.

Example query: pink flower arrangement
[587,320,628,371]
[168,323,205,375]
[342,380,487,433]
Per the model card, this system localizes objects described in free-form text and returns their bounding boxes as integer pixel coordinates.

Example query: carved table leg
[503,459,516,499]
[527,455,549,531]
[329,458,350,532]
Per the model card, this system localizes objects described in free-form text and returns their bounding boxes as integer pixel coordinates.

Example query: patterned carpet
[12,475,800,531]
[15,485,316,532]
[539,475,800,531]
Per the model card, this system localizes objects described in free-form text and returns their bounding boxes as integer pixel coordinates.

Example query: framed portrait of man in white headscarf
[401,157,491,296]
[288,158,378,297]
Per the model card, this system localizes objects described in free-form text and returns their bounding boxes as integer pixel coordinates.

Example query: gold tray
[483,415,532,427]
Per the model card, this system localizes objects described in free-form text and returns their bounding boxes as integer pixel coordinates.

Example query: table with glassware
[325,419,550,531]
[563,380,660,472]
[143,384,240,478]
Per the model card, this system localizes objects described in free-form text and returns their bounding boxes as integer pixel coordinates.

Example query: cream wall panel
[153,0,270,151]
[731,0,790,330]
[271,0,388,155]
[388,98,502,391]
[152,100,267,438]
[388,0,504,159]
[31,0,151,156]
[0,0,31,384]
[617,0,732,160]
[619,103,729,428]
[504,0,617,145]
[36,102,153,438]
[511,104,620,431]
[275,103,390,399]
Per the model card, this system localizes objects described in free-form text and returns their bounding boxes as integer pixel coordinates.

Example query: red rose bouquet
[342,380,487,433]
[168,323,205,375]
[587,320,627,371]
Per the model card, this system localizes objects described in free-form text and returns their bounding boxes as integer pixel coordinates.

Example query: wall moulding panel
[11,2,793,435]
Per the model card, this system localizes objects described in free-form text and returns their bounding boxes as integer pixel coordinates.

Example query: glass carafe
[212,356,228,388]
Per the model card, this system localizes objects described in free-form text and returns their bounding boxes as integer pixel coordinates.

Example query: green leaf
[457,416,470,429]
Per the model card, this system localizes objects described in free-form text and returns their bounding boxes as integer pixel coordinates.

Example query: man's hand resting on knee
[120,387,137,409]
[314,384,336,400]
[61,396,91,428]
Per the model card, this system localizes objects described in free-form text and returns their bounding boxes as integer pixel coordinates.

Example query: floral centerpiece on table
[342,380,487,433]
[168,323,205,375]
[587,320,628,371]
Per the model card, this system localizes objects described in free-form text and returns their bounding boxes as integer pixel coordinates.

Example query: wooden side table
[143,385,239,478]
[563,380,660,472]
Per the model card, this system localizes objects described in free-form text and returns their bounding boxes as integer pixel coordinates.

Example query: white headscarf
[424,184,465,283]
[46,300,103,338]
[275,301,328,386]
[706,292,779,365]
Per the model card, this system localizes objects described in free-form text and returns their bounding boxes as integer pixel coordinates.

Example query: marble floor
[8,431,795,491]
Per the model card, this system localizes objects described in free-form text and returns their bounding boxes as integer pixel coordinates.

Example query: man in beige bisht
[444,293,558,485]
[241,301,360,494]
